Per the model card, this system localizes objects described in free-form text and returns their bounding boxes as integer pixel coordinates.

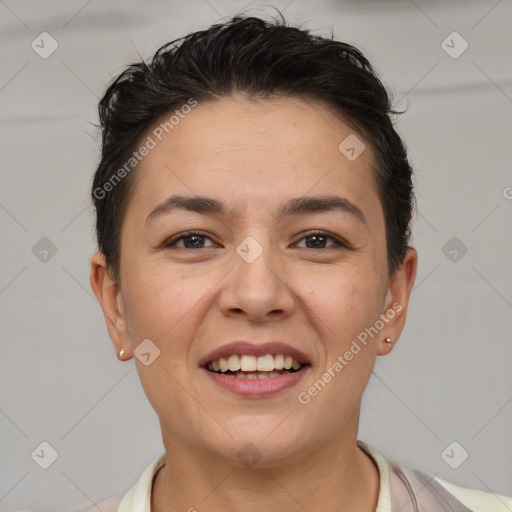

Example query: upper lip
[199,341,311,367]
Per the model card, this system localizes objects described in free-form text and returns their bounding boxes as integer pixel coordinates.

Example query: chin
[203,424,307,468]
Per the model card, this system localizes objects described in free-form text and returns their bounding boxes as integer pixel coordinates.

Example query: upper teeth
[208,354,303,372]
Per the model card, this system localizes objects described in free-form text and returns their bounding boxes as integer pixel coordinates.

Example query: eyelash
[162,230,350,250]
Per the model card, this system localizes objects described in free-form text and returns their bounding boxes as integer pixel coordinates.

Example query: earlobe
[378,336,395,356]
[384,337,393,353]
[90,252,132,360]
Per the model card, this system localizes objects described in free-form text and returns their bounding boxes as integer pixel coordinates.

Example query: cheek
[300,265,383,380]
[302,265,382,331]
[121,262,219,350]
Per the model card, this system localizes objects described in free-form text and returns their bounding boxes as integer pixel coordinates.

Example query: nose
[218,240,296,323]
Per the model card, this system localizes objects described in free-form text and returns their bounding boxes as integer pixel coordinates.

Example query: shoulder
[434,476,512,512]
[400,465,512,512]
[359,439,512,512]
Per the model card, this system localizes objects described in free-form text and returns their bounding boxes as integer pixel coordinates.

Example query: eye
[295,231,349,250]
[163,231,217,249]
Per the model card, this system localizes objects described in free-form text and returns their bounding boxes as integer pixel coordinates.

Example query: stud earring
[119,347,125,358]
[385,337,393,344]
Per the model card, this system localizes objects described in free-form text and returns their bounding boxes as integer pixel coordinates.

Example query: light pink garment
[388,463,472,511]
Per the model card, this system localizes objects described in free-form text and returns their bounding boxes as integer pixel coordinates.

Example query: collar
[118,439,391,512]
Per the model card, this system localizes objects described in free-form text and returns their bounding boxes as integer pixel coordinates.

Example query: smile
[206,353,306,378]
[202,353,310,397]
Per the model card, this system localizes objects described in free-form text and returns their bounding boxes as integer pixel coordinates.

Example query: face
[91,95,416,467]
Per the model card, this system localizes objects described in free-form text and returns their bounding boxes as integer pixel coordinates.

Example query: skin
[90,94,417,512]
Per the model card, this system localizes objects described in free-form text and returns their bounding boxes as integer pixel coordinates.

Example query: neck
[151,422,380,512]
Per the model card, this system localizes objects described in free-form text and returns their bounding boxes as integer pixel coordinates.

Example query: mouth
[199,342,312,397]
[204,353,310,379]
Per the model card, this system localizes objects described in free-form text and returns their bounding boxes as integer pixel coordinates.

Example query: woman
[89,13,512,512]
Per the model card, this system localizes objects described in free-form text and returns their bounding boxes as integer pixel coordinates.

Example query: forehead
[127,95,382,228]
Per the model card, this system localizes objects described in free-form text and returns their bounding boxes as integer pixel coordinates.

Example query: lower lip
[201,366,310,398]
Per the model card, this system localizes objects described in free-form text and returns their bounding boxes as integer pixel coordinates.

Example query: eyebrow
[145,194,367,227]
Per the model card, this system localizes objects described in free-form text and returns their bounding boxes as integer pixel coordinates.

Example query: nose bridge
[235,233,282,293]
[220,232,294,320]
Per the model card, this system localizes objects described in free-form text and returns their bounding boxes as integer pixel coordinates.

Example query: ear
[377,246,418,356]
[90,252,132,361]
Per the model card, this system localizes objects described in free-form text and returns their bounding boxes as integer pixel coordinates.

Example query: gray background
[1,0,511,511]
